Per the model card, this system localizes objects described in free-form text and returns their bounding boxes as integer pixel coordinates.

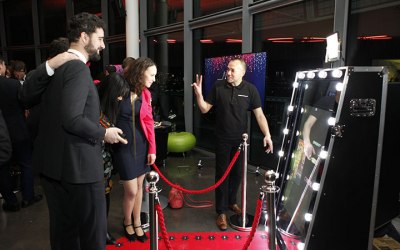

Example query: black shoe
[134,225,148,242]
[21,194,43,208]
[106,232,123,247]
[123,220,136,241]
[2,202,20,212]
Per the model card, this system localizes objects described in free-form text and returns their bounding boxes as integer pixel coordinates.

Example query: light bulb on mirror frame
[298,72,306,79]
[327,117,336,126]
[297,242,305,250]
[312,182,320,191]
[336,82,344,91]
[332,69,343,78]
[304,213,313,222]
[306,71,315,79]
[318,70,328,79]
[319,150,328,159]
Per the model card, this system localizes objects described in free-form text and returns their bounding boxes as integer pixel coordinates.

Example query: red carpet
[106,231,276,250]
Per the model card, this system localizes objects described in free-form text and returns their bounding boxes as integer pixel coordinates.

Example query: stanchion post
[241,133,248,227]
[230,133,254,231]
[146,171,160,250]
[261,170,279,250]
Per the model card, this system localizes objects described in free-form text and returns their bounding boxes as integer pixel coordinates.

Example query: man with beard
[21,13,127,250]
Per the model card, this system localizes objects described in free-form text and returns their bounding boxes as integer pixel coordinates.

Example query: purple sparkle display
[204,52,267,106]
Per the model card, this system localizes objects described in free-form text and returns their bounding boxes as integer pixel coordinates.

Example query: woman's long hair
[99,73,130,125]
[124,57,156,96]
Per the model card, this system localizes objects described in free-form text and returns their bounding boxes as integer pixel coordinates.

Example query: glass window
[108,0,126,36]
[3,0,34,45]
[192,20,242,151]
[147,0,184,29]
[108,41,127,65]
[148,31,184,130]
[347,1,400,82]
[193,0,242,18]
[251,0,334,169]
[38,0,67,44]
[74,0,101,15]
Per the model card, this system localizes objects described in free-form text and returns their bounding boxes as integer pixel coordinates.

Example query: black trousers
[215,138,243,214]
[41,175,107,250]
[0,161,18,205]
[12,139,34,201]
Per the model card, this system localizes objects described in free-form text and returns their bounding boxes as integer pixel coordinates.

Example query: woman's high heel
[134,225,148,242]
[123,220,136,241]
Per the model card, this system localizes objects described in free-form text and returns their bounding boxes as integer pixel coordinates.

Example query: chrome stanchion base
[229,213,254,232]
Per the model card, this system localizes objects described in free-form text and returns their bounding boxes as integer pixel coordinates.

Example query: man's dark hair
[0,55,4,64]
[48,37,69,58]
[67,12,105,43]
[13,60,26,72]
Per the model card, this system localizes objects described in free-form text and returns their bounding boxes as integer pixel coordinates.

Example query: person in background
[98,67,130,247]
[0,109,15,211]
[192,58,273,231]
[0,55,43,212]
[113,57,157,242]
[12,60,27,84]
[5,64,13,78]
[20,12,127,250]
[122,56,135,72]
[24,37,70,141]
[48,37,70,59]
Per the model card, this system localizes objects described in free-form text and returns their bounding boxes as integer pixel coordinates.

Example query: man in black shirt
[192,58,273,230]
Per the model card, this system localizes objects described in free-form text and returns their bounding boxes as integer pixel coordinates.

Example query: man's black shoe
[107,232,123,247]
[21,194,43,208]
[2,202,20,212]
[106,232,117,245]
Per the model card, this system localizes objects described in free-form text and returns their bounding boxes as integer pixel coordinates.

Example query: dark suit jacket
[0,76,31,143]
[21,61,106,184]
[0,109,12,166]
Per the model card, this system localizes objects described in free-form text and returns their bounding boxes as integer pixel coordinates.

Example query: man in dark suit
[21,13,127,250]
[0,55,42,212]
[0,109,16,210]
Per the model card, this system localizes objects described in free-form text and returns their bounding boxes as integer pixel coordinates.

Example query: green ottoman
[167,132,196,153]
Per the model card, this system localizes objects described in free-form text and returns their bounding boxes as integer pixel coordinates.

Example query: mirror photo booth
[274,67,400,250]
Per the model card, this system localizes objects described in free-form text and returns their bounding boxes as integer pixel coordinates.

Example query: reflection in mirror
[275,69,345,246]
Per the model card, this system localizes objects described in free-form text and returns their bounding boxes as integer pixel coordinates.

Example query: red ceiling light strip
[267,37,294,43]
[267,37,294,41]
[357,35,392,40]
[200,39,214,44]
[301,39,325,43]
[226,38,242,43]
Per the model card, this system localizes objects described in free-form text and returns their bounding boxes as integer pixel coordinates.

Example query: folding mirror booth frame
[274,66,400,250]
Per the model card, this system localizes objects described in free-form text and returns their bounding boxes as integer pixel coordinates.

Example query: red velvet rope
[152,146,241,195]
[156,203,173,250]
[242,194,263,250]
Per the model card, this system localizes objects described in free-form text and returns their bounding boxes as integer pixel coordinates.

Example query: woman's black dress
[113,95,150,180]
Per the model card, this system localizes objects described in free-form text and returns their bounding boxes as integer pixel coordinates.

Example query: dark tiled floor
[1,148,399,249]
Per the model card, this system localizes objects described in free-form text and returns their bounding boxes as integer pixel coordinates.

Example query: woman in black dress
[98,71,130,245]
[113,57,157,242]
